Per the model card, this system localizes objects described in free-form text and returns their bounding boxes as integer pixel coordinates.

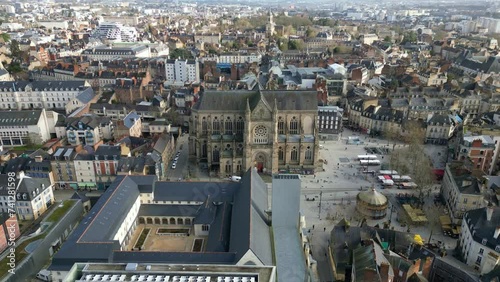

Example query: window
[225,161,231,173]
[212,146,220,163]
[201,117,208,135]
[291,146,298,161]
[305,146,313,161]
[212,117,220,135]
[495,245,500,252]
[224,117,233,135]
[278,117,285,134]
[479,248,484,255]
[290,116,299,134]
[253,125,268,144]
[201,141,207,158]
[236,117,244,135]
[476,256,482,264]
[278,147,284,162]
[482,238,487,245]
[202,224,210,232]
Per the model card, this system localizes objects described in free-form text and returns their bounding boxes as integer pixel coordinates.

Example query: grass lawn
[46,200,74,222]
[192,239,203,252]
[157,228,189,234]
[134,228,150,249]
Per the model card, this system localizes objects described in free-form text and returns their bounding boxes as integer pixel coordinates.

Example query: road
[165,134,190,181]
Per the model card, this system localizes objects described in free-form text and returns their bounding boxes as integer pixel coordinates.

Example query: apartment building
[318,106,344,138]
[0,81,91,111]
[0,175,54,220]
[441,162,486,224]
[458,135,496,174]
[51,147,78,190]
[425,114,455,145]
[0,213,20,253]
[0,109,51,146]
[81,45,150,61]
[60,115,114,146]
[74,153,97,190]
[93,145,121,190]
[113,111,142,140]
[460,206,500,274]
[165,59,200,84]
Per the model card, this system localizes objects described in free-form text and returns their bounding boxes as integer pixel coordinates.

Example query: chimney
[487,205,494,221]
[494,227,500,239]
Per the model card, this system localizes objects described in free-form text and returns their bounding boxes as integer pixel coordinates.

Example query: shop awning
[77,182,97,187]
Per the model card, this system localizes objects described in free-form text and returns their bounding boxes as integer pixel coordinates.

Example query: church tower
[266,10,275,37]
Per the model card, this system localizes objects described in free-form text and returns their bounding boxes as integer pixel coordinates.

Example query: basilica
[189,89,320,177]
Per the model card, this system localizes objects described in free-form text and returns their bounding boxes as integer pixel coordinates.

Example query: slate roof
[75,87,95,104]
[0,110,42,126]
[94,145,121,160]
[0,69,8,76]
[123,111,141,129]
[229,168,272,265]
[427,114,452,125]
[193,90,317,112]
[0,81,88,92]
[459,56,499,73]
[464,207,500,250]
[66,114,111,130]
[16,176,51,201]
[50,169,272,271]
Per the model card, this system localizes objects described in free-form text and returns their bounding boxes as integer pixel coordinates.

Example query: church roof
[193,90,317,112]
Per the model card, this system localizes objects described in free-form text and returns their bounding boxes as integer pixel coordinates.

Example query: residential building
[0,109,51,146]
[190,90,319,176]
[48,169,273,280]
[0,81,91,111]
[351,67,369,84]
[93,144,121,190]
[417,72,448,87]
[0,213,20,253]
[358,106,404,136]
[114,111,142,139]
[458,135,496,173]
[51,147,78,190]
[194,33,221,44]
[61,115,114,146]
[81,45,151,61]
[74,152,97,190]
[149,133,175,181]
[145,119,171,135]
[441,162,486,223]
[165,59,200,84]
[0,175,54,220]
[318,106,344,138]
[361,34,379,45]
[425,114,455,145]
[460,206,500,274]
[202,53,262,64]
[65,88,96,115]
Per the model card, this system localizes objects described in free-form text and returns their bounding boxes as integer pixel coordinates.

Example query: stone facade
[190,90,319,177]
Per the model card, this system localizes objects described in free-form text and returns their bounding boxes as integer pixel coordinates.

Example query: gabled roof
[229,168,272,265]
[0,110,42,126]
[74,87,95,104]
[465,207,500,250]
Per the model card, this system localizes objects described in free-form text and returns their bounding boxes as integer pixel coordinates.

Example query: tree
[277,38,288,51]
[384,36,392,42]
[169,48,193,59]
[306,28,317,38]
[288,40,304,50]
[401,31,417,44]
[0,33,10,42]
[9,39,20,59]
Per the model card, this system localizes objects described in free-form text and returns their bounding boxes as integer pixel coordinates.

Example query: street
[165,134,190,181]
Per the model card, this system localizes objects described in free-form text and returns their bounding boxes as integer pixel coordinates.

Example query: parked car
[171,163,177,169]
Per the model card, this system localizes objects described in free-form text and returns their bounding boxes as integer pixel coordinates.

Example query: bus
[360,160,381,166]
[357,155,378,161]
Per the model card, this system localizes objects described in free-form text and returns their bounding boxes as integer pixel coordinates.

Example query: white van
[230,176,242,182]
[36,269,52,281]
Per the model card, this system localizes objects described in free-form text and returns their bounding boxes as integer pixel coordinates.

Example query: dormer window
[482,238,487,245]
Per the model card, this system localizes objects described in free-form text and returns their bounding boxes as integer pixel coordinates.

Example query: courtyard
[126,225,207,253]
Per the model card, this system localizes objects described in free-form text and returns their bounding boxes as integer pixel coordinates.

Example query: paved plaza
[300,129,457,281]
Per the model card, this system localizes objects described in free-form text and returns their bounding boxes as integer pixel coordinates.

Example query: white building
[38,21,69,30]
[81,45,151,61]
[74,153,97,189]
[202,53,262,64]
[0,81,91,111]
[0,176,54,220]
[361,34,379,45]
[165,59,200,84]
[478,17,500,34]
[0,109,51,146]
[65,88,96,115]
[91,22,138,42]
[60,114,114,146]
[460,206,500,274]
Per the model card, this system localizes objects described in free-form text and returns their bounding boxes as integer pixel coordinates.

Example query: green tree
[288,40,304,50]
[306,28,317,38]
[9,39,20,59]
[169,48,193,59]
[384,36,392,42]
[0,33,10,42]
[401,31,417,44]
[277,38,288,51]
